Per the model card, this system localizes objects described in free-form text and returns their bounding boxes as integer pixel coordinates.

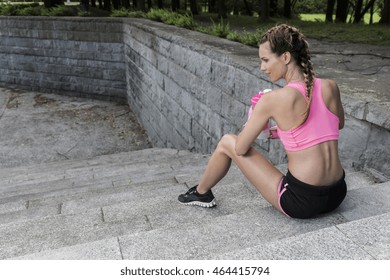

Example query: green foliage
[0,2,40,16]
[45,5,79,16]
[0,3,79,16]
[14,5,45,16]
[128,11,145,18]
[210,18,231,38]
[226,30,241,42]
[146,9,197,29]
[238,30,260,47]
[111,8,130,17]
[294,0,327,14]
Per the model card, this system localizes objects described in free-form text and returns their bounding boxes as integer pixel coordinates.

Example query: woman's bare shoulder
[321,79,340,95]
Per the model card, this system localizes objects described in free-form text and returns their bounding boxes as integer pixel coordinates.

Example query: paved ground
[308,38,389,103]
[0,88,151,169]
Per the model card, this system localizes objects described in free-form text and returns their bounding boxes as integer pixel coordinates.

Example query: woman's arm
[236,93,274,156]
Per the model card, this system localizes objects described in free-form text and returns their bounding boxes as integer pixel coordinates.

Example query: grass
[194,13,390,46]
[300,13,381,24]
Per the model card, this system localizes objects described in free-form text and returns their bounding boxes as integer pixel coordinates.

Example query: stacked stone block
[123,19,280,156]
[0,17,126,102]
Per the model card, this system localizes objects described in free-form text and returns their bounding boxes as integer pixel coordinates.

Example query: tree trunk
[137,0,145,11]
[112,0,120,10]
[269,0,278,16]
[354,0,376,23]
[284,0,291,19]
[172,0,180,11]
[103,0,110,10]
[380,0,390,23]
[259,0,269,22]
[43,0,64,8]
[326,0,336,22]
[353,0,364,23]
[242,0,253,15]
[335,0,349,23]
[209,0,216,13]
[216,0,227,18]
[157,0,163,9]
[189,0,198,15]
[369,0,375,24]
[81,0,90,11]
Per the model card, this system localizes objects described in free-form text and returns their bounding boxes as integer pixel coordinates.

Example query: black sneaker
[178,185,216,208]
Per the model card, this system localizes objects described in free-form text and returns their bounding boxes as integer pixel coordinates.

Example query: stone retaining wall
[122,18,283,160]
[0,17,388,176]
[0,17,126,102]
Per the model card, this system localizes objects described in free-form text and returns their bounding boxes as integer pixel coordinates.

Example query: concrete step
[0,148,188,187]
[0,149,206,200]
[215,211,390,260]
[0,148,388,260]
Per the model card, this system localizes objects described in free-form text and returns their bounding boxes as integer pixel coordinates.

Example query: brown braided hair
[259,24,315,115]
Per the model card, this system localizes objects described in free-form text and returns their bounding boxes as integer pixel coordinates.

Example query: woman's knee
[217,134,237,154]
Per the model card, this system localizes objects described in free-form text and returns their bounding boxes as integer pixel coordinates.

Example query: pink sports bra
[276,78,340,152]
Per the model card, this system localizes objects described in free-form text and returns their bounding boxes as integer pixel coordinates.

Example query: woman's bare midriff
[286,140,344,186]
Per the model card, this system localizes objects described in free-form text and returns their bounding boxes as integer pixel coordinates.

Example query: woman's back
[271,78,345,186]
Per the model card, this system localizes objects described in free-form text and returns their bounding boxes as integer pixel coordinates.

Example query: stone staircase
[1,148,389,260]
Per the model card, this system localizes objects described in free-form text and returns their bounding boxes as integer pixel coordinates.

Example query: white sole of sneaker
[179,199,216,208]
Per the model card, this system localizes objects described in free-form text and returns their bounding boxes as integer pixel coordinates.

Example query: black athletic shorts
[278,170,347,219]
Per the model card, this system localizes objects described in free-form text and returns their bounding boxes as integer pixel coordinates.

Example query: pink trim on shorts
[277,177,291,218]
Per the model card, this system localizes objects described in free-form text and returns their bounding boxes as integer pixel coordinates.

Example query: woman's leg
[197,134,284,209]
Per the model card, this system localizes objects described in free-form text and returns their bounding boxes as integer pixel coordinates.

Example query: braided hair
[259,24,315,115]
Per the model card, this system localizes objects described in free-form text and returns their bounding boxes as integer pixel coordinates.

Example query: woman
[178,24,347,219]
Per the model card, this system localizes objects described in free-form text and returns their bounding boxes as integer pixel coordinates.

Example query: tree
[136,0,146,11]
[209,0,216,13]
[157,0,163,9]
[380,0,390,23]
[216,0,227,18]
[353,0,376,23]
[270,0,278,16]
[259,0,270,22]
[43,0,64,8]
[284,0,291,18]
[103,0,110,10]
[112,0,120,9]
[189,0,199,15]
[326,0,336,22]
[335,0,349,23]
[242,0,254,15]
[172,0,180,11]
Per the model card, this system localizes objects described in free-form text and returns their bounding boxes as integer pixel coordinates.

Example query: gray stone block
[61,181,180,215]
[337,212,390,259]
[216,226,373,260]
[210,60,235,95]
[13,237,122,260]
[0,209,102,259]
[364,124,390,177]
[339,115,371,170]
[118,207,343,259]
[345,171,379,190]
[337,181,390,221]
[0,200,26,215]
[221,93,247,128]
[0,204,60,226]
